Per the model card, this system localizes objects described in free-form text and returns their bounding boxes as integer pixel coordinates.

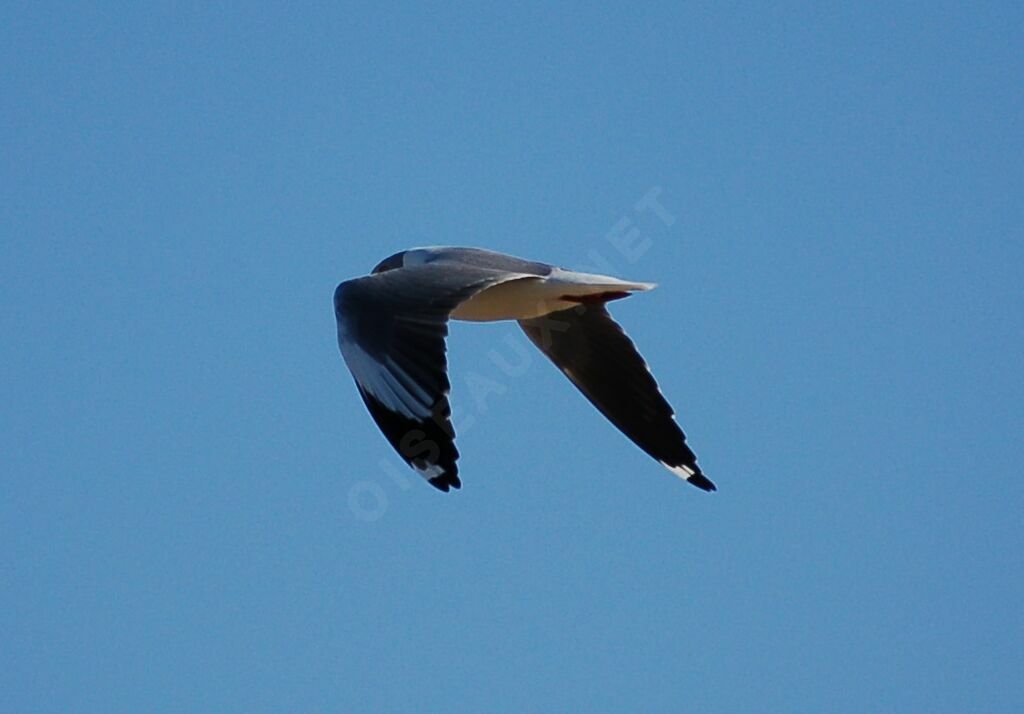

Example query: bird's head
[371,248,439,274]
[371,251,406,274]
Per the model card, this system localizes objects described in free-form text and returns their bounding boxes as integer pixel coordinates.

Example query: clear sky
[2,2,1022,712]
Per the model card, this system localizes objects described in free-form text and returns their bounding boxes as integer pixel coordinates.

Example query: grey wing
[519,304,715,491]
[334,263,526,491]
[421,247,554,277]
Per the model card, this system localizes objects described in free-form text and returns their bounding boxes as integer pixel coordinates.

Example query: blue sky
[2,2,1022,711]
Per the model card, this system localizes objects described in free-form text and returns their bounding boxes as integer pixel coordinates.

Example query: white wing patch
[339,336,433,419]
[660,461,696,480]
[413,462,445,480]
[384,357,434,406]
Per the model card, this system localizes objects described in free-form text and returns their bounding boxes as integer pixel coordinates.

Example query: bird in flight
[334,247,714,493]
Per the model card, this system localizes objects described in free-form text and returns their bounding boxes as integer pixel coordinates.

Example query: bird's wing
[334,263,532,491]
[519,304,714,491]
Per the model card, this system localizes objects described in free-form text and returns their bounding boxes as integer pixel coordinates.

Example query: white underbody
[450,268,655,322]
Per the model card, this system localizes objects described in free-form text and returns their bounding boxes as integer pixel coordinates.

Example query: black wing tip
[688,473,717,492]
[428,472,462,492]
[355,386,462,493]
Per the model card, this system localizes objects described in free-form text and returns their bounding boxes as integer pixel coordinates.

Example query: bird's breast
[450,277,572,322]
[450,269,654,322]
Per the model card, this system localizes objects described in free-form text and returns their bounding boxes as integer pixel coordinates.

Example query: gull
[333,247,715,493]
